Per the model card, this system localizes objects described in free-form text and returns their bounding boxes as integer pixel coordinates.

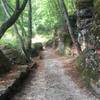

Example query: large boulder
[32,42,43,51]
[45,39,53,48]
[0,45,27,65]
[31,42,43,58]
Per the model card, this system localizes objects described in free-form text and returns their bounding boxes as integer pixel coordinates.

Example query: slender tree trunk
[0,0,28,39]
[1,0,31,63]
[59,0,82,53]
[27,0,32,50]
[5,0,27,37]
[14,25,31,62]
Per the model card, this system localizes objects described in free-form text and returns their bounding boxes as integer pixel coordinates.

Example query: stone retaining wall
[0,64,37,100]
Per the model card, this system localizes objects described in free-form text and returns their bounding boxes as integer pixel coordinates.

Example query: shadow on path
[12,49,98,100]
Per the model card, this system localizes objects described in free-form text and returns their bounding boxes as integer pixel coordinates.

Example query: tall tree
[27,0,32,50]
[59,0,82,53]
[1,0,31,62]
[0,0,28,39]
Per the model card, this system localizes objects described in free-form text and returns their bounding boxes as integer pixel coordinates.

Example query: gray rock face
[77,8,93,18]
[76,0,93,49]
[0,65,29,99]
[0,45,27,64]
[77,0,93,29]
[77,0,93,45]
[77,0,100,96]
[77,18,93,29]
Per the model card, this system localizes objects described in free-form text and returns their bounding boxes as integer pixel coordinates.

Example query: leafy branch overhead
[0,0,28,39]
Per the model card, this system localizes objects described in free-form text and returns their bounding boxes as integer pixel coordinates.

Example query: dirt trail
[12,49,98,100]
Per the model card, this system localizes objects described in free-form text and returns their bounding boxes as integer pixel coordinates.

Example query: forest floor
[12,48,98,100]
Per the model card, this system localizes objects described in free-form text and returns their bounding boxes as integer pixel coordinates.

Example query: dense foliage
[0,0,99,92]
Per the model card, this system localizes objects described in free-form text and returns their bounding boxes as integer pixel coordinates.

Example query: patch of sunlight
[3,34,16,41]
[65,47,72,58]
[0,30,18,47]
[32,34,49,43]
[81,42,86,51]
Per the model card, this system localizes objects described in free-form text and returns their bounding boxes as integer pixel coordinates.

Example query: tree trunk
[27,0,32,50]
[0,0,28,39]
[59,0,82,54]
[1,0,31,63]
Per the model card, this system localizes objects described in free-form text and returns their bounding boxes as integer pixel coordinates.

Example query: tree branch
[0,0,28,39]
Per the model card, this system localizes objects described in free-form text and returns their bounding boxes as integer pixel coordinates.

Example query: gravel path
[12,49,99,100]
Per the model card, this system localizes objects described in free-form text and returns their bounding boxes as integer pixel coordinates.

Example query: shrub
[77,48,99,87]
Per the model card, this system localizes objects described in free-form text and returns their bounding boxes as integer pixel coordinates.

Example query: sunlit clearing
[32,34,50,43]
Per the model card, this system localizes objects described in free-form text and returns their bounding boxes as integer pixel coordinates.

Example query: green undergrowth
[0,39,18,48]
[77,49,99,87]
[0,30,19,48]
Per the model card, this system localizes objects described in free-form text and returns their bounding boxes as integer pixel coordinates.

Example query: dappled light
[0,0,100,100]
[32,34,52,44]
